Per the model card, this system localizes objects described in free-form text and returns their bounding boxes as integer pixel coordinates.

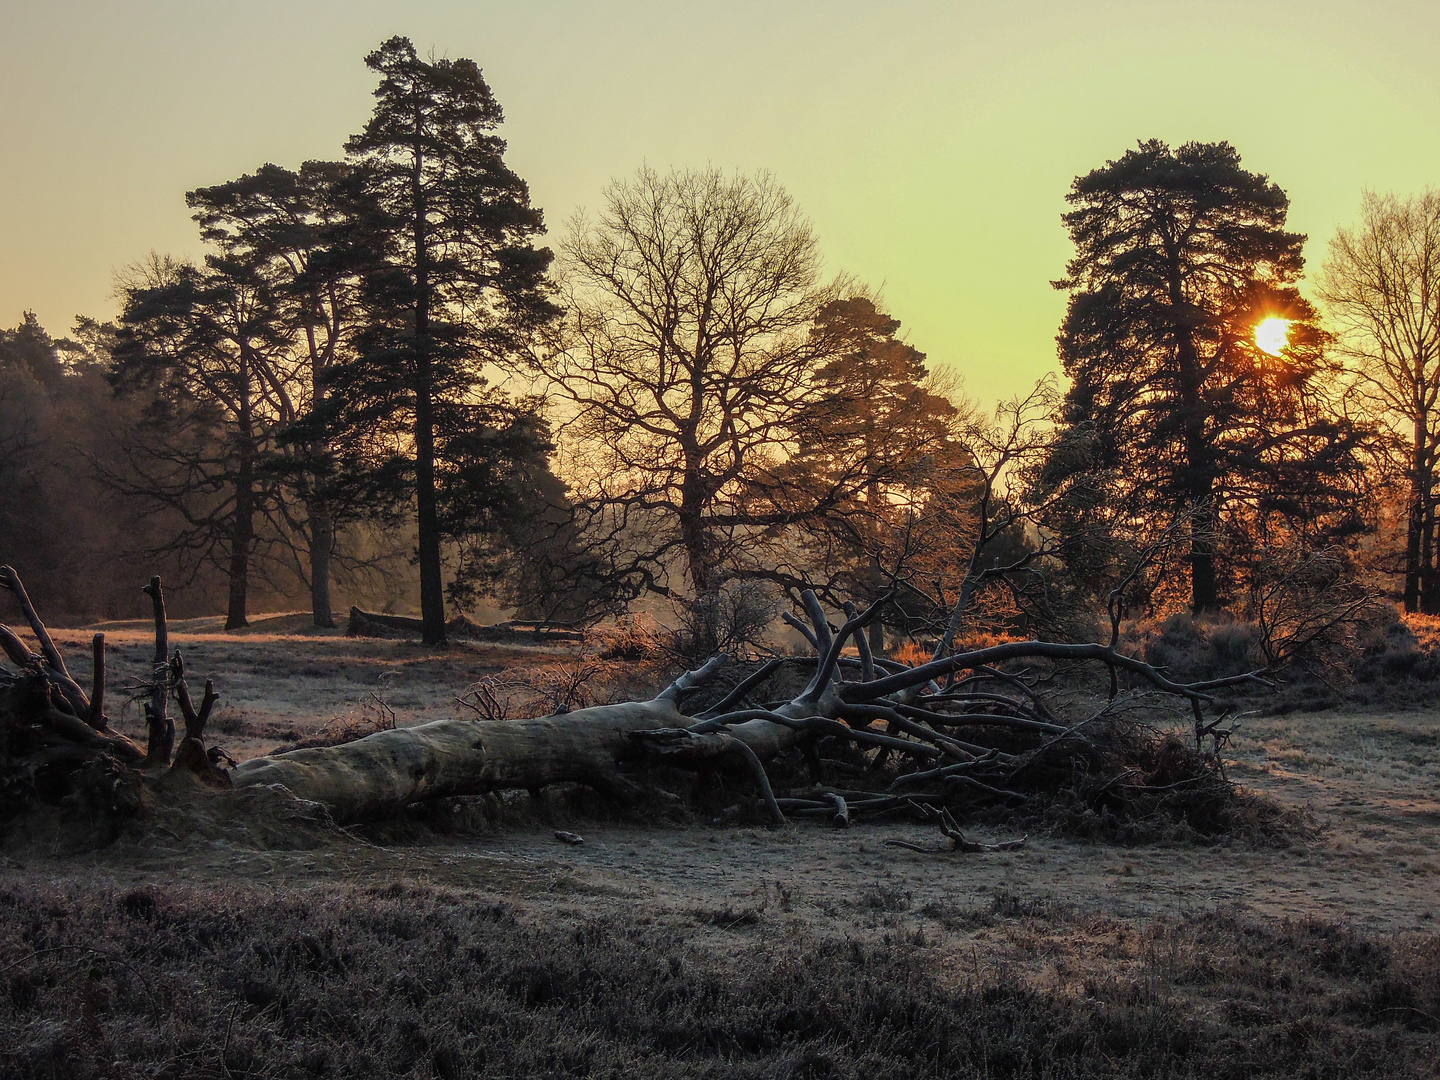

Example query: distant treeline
[4,36,1439,651]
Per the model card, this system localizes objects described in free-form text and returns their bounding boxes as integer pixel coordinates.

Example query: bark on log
[232,700,689,820]
[38,701,146,763]
[230,695,809,823]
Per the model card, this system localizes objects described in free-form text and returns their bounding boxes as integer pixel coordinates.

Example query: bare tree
[918,380,1063,656]
[542,166,849,599]
[1318,189,1440,612]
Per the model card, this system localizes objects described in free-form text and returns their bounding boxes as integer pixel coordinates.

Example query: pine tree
[1047,140,1366,613]
[112,255,289,629]
[332,37,560,643]
[781,297,970,648]
[187,160,366,628]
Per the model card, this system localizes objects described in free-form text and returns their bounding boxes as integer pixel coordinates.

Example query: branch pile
[628,591,1278,844]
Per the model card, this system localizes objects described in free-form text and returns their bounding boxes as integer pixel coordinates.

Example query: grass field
[2,620,1438,1077]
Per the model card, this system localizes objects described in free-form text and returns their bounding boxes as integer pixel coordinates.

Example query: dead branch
[90,633,105,728]
[884,805,1027,854]
[140,576,172,766]
[0,566,93,722]
[456,676,509,722]
[0,623,36,671]
[1,565,74,683]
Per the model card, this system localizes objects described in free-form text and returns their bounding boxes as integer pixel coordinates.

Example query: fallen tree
[1,567,1276,850]
[346,606,586,644]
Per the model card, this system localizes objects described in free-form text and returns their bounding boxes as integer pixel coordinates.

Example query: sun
[1255,317,1291,357]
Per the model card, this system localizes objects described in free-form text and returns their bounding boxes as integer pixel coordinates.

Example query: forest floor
[3,620,1439,1077]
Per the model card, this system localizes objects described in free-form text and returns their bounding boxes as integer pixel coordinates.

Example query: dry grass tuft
[888,641,931,667]
[455,654,670,722]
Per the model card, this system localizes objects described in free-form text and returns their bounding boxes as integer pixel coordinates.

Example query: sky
[3,0,1439,407]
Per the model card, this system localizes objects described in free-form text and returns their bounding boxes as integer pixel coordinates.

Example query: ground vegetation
[1,879,1435,1080]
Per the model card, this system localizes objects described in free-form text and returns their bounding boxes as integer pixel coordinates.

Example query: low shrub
[1131,613,1263,683]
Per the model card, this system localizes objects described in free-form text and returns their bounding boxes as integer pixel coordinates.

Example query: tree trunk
[680,458,710,597]
[411,133,446,647]
[309,505,335,629]
[1404,416,1427,613]
[414,371,446,645]
[1189,490,1219,616]
[1422,499,1440,616]
[1167,261,1219,616]
[225,355,255,631]
[232,701,687,820]
[231,697,806,823]
[864,488,886,655]
[308,351,336,630]
[1176,334,1218,615]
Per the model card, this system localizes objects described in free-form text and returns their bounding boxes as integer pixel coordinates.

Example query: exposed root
[2,571,229,849]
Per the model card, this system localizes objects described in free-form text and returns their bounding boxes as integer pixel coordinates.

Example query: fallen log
[231,654,816,822]
[231,590,1262,831]
[345,607,423,638]
[347,607,586,644]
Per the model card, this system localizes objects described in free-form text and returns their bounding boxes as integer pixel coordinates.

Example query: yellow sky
[3,0,1438,406]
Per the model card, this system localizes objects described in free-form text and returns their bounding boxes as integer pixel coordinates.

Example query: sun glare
[1256,317,1291,357]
